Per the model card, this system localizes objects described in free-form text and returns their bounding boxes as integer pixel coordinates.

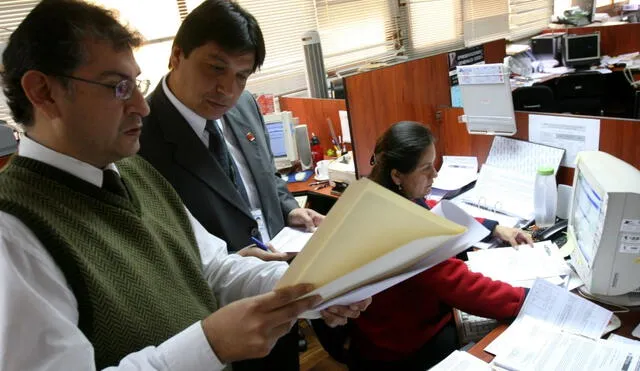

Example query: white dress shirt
[162,77,266,235]
[0,135,288,371]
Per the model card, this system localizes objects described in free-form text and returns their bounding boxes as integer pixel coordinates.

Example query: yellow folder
[275,178,466,298]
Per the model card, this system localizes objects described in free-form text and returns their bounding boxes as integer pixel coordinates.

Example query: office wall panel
[544,23,640,56]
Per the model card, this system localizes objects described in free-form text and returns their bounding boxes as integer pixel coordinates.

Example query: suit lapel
[148,83,253,218]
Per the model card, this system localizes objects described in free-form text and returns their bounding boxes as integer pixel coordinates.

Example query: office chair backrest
[554,71,605,99]
[512,85,555,112]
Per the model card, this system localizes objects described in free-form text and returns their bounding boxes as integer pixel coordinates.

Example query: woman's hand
[492,225,534,247]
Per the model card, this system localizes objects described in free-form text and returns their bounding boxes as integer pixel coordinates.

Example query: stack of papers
[431,156,478,201]
[428,350,491,371]
[275,179,492,318]
[454,136,564,221]
[466,241,578,288]
[486,279,640,371]
[270,227,313,253]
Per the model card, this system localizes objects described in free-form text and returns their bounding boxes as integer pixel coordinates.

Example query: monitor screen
[571,171,604,266]
[266,121,287,157]
[566,34,599,62]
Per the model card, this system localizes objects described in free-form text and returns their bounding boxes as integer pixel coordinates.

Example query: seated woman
[348,121,533,371]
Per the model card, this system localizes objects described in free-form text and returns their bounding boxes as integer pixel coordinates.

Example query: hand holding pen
[236,237,293,261]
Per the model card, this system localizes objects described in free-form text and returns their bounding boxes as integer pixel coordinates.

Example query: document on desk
[486,278,612,357]
[466,241,571,286]
[528,114,600,168]
[269,227,313,253]
[429,350,491,371]
[460,164,536,220]
[432,156,478,191]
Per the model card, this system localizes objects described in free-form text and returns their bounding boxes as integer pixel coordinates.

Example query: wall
[544,23,640,56]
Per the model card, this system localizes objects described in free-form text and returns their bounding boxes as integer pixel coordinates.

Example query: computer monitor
[264,111,298,170]
[562,32,600,69]
[568,151,640,306]
[0,123,18,157]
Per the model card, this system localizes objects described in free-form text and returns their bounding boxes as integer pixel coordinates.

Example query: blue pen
[250,236,269,251]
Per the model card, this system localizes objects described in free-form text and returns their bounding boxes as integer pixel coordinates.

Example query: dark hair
[173,0,265,72]
[1,0,143,127]
[369,121,436,195]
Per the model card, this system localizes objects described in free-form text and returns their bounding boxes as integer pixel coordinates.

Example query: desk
[287,177,339,215]
[468,311,640,363]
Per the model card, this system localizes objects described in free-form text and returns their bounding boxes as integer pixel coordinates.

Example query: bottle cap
[537,167,554,175]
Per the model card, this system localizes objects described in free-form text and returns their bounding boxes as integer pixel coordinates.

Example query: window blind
[463,0,510,47]
[510,0,553,41]
[401,0,464,58]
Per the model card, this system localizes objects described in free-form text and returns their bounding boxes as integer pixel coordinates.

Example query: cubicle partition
[279,97,346,152]
[344,39,507,177]
[439,108,640,186]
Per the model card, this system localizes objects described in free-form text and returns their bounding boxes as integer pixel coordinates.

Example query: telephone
[532,219,568,246]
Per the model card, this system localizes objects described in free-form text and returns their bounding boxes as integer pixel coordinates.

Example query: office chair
[553,71,605,116]
[634,90,640,119]
[512,85,555,112]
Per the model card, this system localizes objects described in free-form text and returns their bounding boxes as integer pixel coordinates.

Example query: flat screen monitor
[563,33,600,68]
[568,151,640,305]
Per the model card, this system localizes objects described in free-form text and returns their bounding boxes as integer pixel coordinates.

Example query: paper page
[457,64,505,85]
[432,156,478,191]
[485,136,565,177]
[429,350,491,371]
[269,227,313,253]
[276,179,466,296]
[528,114,600,168]
[492,320,640,371]
[298,200,489,318]
[338,110,351,143]
[516,278,612,339]
[460,164,536,220]
[466,241,571,283]
[608,334,640,347]
[451,199,522,228]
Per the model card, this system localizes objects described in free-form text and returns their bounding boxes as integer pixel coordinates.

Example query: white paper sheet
[459,164,536,220]
[466,241,571,284]
[528,114,600,168]
[452,200,522,228]
[432,156,478,191]
[608,334,640,347]
[429,350,491,371]
[338,110,351,143]
[486,278,612,356]
[485,136,565,177]
[269,227,314,253]
[299,200,490,318]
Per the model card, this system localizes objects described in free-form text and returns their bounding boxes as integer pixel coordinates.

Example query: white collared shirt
[0,135,288,371]
[162,77,266,238]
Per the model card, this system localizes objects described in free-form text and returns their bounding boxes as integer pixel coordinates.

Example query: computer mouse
[294,172,306,181]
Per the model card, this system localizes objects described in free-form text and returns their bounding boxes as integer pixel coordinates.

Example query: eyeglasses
[54,74,150,100]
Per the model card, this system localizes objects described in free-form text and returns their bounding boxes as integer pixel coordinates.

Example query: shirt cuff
[157,321,225,371]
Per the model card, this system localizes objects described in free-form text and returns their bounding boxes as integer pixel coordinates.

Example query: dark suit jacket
[139,82,298,252]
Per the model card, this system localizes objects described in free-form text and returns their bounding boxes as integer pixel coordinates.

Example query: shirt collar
[18,134,118,188]
[162,74,210,137]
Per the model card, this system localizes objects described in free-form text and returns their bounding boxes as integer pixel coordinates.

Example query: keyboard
[454,310,499,345]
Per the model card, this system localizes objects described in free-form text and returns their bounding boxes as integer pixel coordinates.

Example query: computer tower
[530,33,562,61]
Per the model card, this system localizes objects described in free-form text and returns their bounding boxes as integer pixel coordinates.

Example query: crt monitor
[562,32,600,69]
[263,112,298,170]
[568,151,640,305]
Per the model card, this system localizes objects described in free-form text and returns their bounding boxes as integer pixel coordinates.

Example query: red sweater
[351,259,525,360]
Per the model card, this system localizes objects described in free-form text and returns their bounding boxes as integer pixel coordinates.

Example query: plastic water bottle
[534,166,558,228]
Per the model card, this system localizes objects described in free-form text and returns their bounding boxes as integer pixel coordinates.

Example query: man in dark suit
[138,1,324,370]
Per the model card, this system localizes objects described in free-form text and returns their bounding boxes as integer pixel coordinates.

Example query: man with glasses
[0,1,369,370]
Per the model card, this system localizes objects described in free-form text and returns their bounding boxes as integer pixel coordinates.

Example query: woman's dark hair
[368,121,436,195]
[173,0,265,73]
[1,0,142,127]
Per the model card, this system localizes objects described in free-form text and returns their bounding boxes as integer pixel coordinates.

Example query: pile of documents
[430,156,478,202]
[275,178,491,318]
[486,279,640,371]
[454,136,564,222]
[466,241,582,289]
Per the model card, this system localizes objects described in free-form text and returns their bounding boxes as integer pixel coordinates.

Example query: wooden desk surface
[468,310,640,363]
[287,177,339,199]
